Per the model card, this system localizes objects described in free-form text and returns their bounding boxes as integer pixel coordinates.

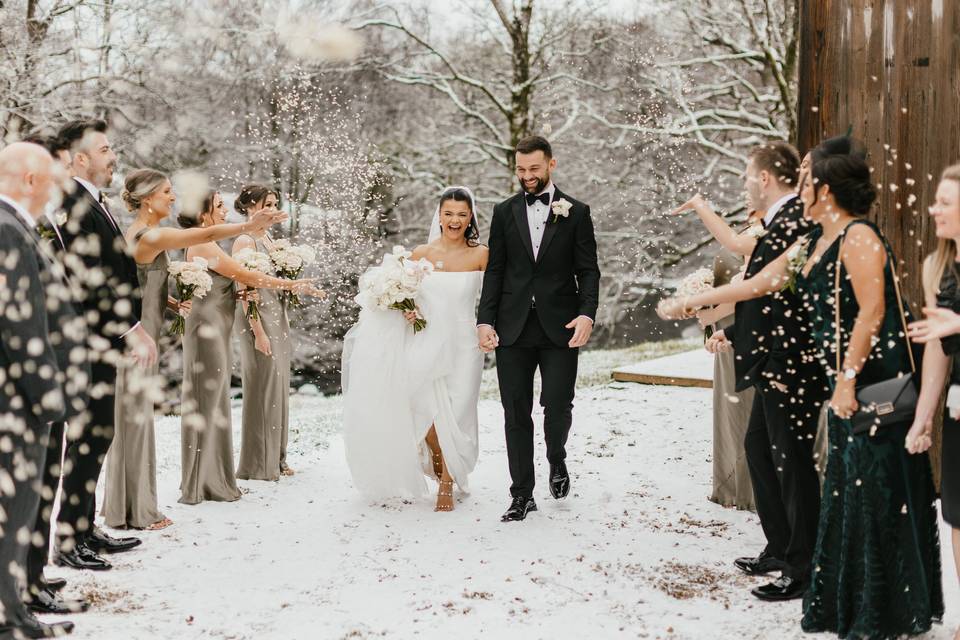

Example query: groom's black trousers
[495,310,578,498]
[744,382,822,582]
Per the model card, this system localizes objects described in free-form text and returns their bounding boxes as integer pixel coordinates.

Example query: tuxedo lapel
[75,180,121,237]
[512,194,535,263]
[536,187,563,264]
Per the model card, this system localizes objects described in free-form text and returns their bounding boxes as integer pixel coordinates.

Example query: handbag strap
[834,223,916,377]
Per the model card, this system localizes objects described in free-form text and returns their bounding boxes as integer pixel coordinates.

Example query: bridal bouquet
[268,239,316,307]
[234,248,274,320]
[675,267,715,298]
[167,257,213,335]
[355,246,434,333]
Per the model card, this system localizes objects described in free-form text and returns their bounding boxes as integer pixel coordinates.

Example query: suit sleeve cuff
[577,315,594,325]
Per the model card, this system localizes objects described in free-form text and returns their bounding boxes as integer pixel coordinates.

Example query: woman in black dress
[907,162,960,640]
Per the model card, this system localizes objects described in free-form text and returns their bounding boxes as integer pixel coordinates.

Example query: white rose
[551,198,573,219]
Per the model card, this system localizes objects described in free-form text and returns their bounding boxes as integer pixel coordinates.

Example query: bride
[342,186,488,511]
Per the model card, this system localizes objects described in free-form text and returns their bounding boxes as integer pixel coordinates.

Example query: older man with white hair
[0,141,76,638]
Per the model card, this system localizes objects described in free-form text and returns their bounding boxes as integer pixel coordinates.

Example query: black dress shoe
[41,576,67,593]
[501,496,538,522]
[56,544,112,571]
[549,462,570,499]
[0,614,74,638]
[733,551,784,576]
[28,587,89,615]
[751,575,807,601]
[85,527,141,554]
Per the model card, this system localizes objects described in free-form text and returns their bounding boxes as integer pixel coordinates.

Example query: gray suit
[0,201,66,631]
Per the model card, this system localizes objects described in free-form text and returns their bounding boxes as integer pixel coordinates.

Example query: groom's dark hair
[516,135,552,158]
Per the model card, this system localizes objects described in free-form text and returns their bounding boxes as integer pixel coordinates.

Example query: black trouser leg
[538,345,578,465]
[745,390,791,561]
[26,421,63,591]
[0,419,49,627]
[496,342,538,498]
[767,386,821,581]
[57,361,115,550]
[744,383,820,581]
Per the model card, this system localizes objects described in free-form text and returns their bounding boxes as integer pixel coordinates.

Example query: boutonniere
[56,212,68,227]
[782,238,810,294]
[37,225,56,241]
[550,198,572,223]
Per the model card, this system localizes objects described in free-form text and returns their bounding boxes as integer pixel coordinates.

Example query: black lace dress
[797,220,943,639]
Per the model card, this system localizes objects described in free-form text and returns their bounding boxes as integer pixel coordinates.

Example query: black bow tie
[525,192,550,207]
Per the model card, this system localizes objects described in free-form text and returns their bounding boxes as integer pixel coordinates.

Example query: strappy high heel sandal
[435,478,455,512]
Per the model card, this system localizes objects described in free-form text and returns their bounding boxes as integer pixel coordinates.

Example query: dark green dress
[798,220,943,639]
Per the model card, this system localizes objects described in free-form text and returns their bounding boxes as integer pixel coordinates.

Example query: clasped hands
[476,316,593,353]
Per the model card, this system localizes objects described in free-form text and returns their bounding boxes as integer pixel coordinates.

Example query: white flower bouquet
[675,267,715,298]
[268,238,317,307]
[167,257,213,335]
[354,246,433,333]
[234,248,274,320]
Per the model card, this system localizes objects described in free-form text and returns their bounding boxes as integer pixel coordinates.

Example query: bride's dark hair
[439,187,480,247]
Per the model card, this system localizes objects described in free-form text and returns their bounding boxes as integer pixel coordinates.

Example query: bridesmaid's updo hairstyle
[177,189,218,229]
[439,187,480,247]
[810,136,877,216]
[234,183,280,216]
[121,168,168,212]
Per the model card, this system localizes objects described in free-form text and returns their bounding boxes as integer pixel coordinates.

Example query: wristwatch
[842,368,857,381]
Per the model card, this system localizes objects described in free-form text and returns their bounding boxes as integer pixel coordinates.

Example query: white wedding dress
[341,270,483,499]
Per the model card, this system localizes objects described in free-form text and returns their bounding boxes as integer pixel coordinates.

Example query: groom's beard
[519,175,549,194]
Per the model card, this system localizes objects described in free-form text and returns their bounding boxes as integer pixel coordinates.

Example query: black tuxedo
[0,201,65,631]
[478,189,600,346]
[727,195,824,582]
[10,206,91,594]
[478,187,600,498]
[56,179,141,549]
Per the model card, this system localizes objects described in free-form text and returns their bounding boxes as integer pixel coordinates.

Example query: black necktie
[525,192,550,207]
[97,191,121,233]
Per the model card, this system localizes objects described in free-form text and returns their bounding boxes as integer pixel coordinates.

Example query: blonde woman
[906,163,960,640]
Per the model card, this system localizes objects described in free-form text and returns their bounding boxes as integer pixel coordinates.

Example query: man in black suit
[16,133,94,614]
[0,141,76,638]
[709,142,826,601]
[54,119,157,571]
[478,136,601,522]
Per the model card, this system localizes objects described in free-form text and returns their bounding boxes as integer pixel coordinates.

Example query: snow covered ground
[44,344,960,639]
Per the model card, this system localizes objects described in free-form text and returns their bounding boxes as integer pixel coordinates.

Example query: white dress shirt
[527,182,556,259]
[764,192,795,227]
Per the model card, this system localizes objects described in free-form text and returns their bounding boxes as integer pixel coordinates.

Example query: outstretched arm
[134,209,287,263]
[657,242,796,318]
[670,195,757,258]
[191,243,311,291]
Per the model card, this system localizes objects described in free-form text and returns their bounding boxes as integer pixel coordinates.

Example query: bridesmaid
[103,169,284,529]
[232,185,322,482]
[906,163,960,640]
[668,197,763,510]
[178,191,312,504]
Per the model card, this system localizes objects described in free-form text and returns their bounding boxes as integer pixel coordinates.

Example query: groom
[478,136,600,522]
